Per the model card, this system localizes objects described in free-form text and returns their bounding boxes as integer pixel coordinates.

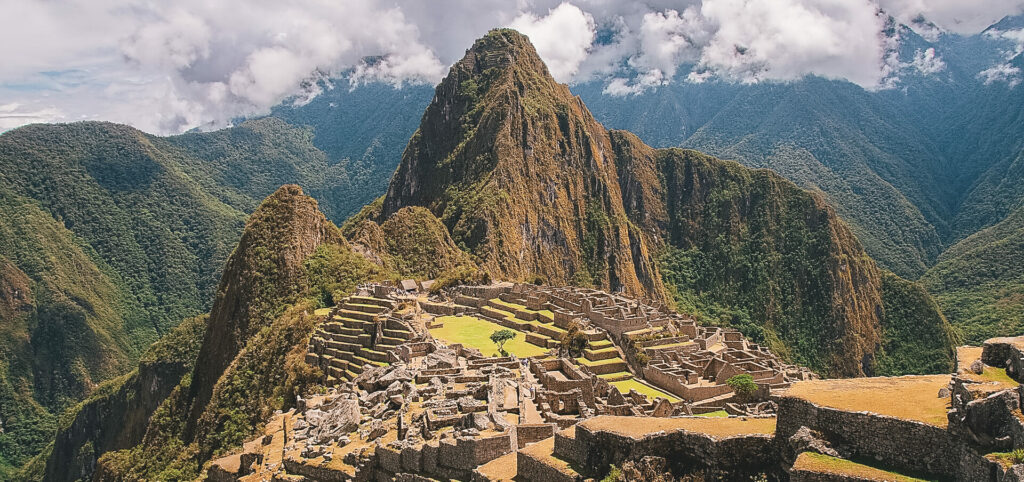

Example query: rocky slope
[379,30,666,301]
[375,29,954,376]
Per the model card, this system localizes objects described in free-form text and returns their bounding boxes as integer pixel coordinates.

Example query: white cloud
[2,0,1023,132]
[979,63,1022,86]
[509,3,596,83]
[977,28,1024,87]
[908,47,946,74]
[877,0,1024,35]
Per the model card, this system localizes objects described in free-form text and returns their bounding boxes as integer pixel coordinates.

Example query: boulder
[304,398,361,445]
[788,426,841,459]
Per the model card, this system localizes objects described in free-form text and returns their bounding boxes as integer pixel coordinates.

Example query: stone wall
[571,424,775,478]
[775,397,962,478]
[516,424,557,448]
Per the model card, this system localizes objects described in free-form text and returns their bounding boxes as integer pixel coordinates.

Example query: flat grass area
[430,315,548,358]
[576,356,625,367]
[580,415,776,438]
[313,307,332,317]
[793,452,931,481]
[696,410,729,418]
[979,366,1018,386]
[781,375,951,427]
[610,379,680,403]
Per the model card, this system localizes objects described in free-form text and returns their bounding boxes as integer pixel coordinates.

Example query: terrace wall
[571,423,775,478]
[774,397,983,479]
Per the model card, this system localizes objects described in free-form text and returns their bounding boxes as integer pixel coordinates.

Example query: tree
[560,321,589,358]
[726,374,759,402]
[490,329,516,356]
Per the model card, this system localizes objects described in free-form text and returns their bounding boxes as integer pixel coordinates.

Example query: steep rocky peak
[187,184,340,430]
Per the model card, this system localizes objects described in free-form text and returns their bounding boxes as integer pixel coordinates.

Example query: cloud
[877,0,1024,35]
[509,3,596,82]
[2,0,1023,133]
[977,28,1024,87]
[908,47,946,74]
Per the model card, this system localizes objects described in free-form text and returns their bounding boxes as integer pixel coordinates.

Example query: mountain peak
[459,28,549,76]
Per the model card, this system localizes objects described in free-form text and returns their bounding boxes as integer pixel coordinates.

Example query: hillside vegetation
[0,116,405,474]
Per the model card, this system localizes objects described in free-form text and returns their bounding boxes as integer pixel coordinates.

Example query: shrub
[726,374,759,401]
[601,464,622,482]
[560,321,589,357]
[1012,448,1024,465]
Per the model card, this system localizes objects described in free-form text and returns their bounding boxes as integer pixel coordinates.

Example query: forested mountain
[0,117,417,475]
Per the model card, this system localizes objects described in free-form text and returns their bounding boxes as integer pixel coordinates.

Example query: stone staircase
[305,295,415,384]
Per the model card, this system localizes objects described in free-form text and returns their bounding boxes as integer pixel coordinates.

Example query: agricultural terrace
[781,375,952,427]
[579,415,776,439]
[792,452,930,482]
[429,315,548,358]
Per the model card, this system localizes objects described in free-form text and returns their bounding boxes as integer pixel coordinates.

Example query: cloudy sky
[1,0,1023,134]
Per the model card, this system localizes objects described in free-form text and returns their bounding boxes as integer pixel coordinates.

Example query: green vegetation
[44,186,388,480]
[922,205,1024,344]
[988,448,1024,467]
[697,410,730,418]
[600,464,622,482]
[559,321,589,358]
[794,452,931,482]
[0,114,417,470]
[429,316,547,358]
[609,379,680,403]
[490,329,516,356]
[874,273,958,375]
[726,374,759,401]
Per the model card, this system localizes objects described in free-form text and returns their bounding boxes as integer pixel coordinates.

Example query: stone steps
[342,301,388,314]
[323,323,364,336]
[337,309,377,322]
[576,357,629,375]
[376,335,405,347]
[360,347,389,363]
[384,328,414,340]
[349,295,395,309]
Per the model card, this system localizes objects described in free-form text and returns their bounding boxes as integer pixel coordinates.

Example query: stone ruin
[211,282,1024,482]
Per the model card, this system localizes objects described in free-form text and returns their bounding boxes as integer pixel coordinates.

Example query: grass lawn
[430,315,548,358]
[793,452,931,481]
[610,379,680,403]
[696,410,729,418]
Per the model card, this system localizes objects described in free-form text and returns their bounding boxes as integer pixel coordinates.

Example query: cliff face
[42,315,206,482]
[612,135,887,374]
[377,29,953,376]
[381,29,665,301]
